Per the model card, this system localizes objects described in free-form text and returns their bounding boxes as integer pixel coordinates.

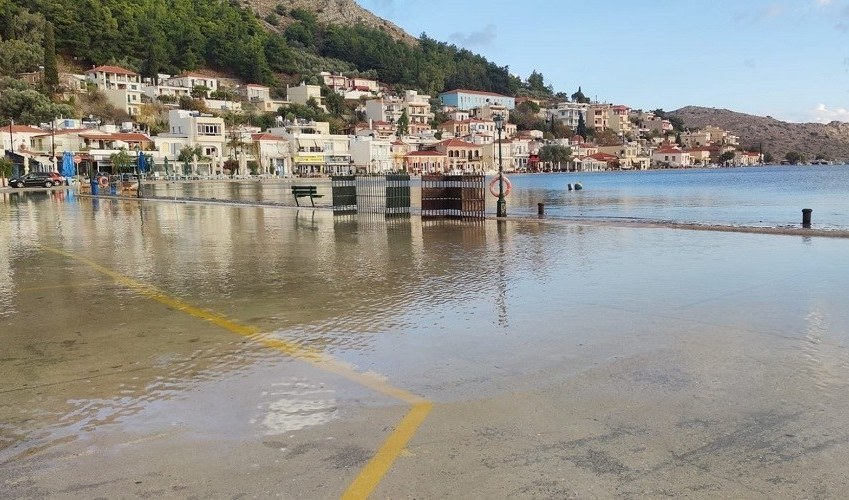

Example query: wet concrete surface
[2,191,849,498]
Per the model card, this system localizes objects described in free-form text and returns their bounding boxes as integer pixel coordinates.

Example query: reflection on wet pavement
[2,191,849,497]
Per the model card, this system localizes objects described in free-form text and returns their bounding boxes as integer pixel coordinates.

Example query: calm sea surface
[505,164,849,229]
[143,164,849,230]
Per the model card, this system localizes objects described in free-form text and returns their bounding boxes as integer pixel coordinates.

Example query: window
[197,123,221,136]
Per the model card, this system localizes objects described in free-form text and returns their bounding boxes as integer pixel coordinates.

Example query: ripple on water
[257,377,338,434]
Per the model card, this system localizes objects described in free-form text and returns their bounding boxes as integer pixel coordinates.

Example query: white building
[350,136,392,173]
[163,73,219,95]
[547,101,589,129]
[152,110,226,175]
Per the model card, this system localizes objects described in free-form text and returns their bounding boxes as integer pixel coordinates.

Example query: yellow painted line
[342,402,432,500]
[42,245,432,499]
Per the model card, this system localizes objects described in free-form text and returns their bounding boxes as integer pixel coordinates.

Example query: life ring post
[488,174,512,198]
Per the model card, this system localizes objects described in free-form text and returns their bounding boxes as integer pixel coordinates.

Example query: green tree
[322,86,345,116]
[527,70,547,93]
[42,21,58,94]
[0,38,42,75]
[763,152,775,164]
[0,157,13,185]
[110,149,132,174]
[784,151,804,164]
[576,112,587,138]
[191,85,210,98]
[571,86,590,104]
[396,109,409,136]
[718,151,736,165]
[0,87,72,124]
[538,145,572,169]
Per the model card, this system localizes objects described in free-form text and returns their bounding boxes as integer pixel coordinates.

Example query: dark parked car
[9,172,59,188]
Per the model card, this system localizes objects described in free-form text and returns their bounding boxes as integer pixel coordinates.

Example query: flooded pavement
[2,190,849,498]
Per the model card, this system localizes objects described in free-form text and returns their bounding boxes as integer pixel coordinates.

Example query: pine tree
[576,112,587,139]
[43,21,59,95]
[397,109,409,137]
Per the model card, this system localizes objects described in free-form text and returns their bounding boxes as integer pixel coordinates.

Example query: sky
[356,0,849,123]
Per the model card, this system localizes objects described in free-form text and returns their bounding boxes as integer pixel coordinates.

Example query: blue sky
[356,0,849,123]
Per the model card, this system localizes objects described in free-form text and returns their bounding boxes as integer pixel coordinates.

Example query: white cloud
[816,0,833,5]
[810,103,849,122]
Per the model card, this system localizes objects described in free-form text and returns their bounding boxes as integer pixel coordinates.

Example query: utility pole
[51,119,56,173]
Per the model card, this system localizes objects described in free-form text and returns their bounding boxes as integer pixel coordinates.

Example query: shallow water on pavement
[2,190,849,496]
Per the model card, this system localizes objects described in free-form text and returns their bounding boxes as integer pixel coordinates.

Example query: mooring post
[538,203,545,216]
[802,208,812,228]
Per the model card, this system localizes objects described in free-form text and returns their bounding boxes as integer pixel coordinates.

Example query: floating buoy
[574,182,583,190]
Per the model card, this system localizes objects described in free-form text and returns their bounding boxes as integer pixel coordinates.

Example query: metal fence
[421,174,485,220]
[331,174,411,217]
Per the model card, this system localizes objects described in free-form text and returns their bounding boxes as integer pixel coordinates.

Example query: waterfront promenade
[2,192,849,498]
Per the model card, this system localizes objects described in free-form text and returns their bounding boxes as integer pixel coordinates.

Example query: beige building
[85,65,142,116]
[286,83,325,111]
[365,90,434,137]
[609,105,633,135]
[434,138,483,173]
[586,103,612,130]
[681,130,712,148]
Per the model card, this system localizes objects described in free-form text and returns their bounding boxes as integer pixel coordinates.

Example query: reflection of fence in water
[331,174,411,217]
[421,175,485,220]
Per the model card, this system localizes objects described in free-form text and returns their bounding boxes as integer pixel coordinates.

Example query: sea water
[505,165,849,229]
[140,164,849,230]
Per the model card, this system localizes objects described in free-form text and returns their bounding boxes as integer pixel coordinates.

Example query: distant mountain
[248,0,417,44]
[669,106,849,162]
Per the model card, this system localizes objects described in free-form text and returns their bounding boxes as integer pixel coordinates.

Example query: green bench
[291,185,324,207]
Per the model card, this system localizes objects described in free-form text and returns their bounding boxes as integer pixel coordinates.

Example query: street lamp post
[50,119,56,173]
[494,114,506,217]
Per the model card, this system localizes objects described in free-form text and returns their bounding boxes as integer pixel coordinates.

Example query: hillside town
[2,66,763,180]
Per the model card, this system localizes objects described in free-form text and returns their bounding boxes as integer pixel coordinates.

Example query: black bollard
[538,203,545,216]
[802,208,812,227]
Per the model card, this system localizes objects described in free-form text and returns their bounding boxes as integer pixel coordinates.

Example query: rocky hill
[246,0,417,44]
[669,106,849,161]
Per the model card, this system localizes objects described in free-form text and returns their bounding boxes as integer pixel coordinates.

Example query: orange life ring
[98,176,108,188]
[488,174,512,198]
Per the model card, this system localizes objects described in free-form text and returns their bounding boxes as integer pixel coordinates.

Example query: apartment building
[85,65,142,116]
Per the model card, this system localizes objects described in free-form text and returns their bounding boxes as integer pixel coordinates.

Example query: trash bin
[90,177,99,196]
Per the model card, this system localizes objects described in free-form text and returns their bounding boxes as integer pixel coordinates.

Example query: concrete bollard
[538,203,545,216]
[802,208,812,228]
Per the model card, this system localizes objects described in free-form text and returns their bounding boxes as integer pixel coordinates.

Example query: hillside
[669,106,849,161]
[247,0,417,44]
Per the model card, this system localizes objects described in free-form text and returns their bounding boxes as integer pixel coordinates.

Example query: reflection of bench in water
[291,185,323,207]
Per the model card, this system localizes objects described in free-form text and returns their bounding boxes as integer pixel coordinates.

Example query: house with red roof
[2,124,45,152]
[651,145,692,167]
[404,149,447,174]
[249,133,291,175]
[434,138,483,173]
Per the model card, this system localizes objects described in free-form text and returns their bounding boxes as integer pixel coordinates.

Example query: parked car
[8,172,59,188]
[45,172,64,186]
